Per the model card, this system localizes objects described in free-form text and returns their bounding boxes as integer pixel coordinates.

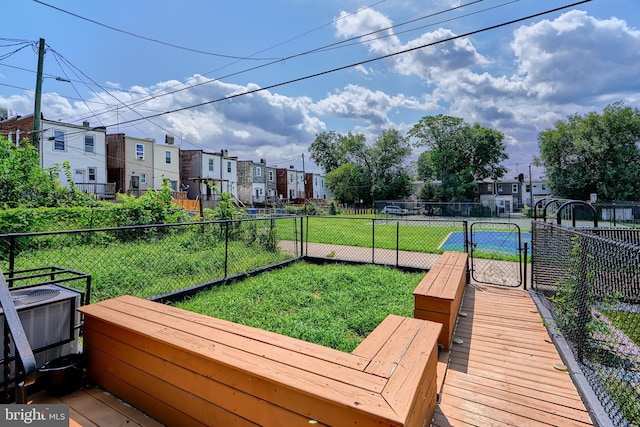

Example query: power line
[32,0,282,61]
[48,0,495,125]
[107,0,592,129]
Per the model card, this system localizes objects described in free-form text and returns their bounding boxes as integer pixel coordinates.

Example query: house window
[84,135,95,153]
[542,185,546,191]
[289,174,293,183]
[525,185,530,192]
[88,167,96,182]
[54,131,65,151]
[141,174,147,184]
[497,184,503,192]
[208,159,214,171]
[269,170,274,181]
[255,166,262,177]
[135,144,144,160]
[227,161,231,173]
[165,151,172,164]
[512,184,518,193]
[170,181,178,191]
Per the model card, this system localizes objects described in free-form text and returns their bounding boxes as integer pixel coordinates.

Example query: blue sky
[1,0,638,176]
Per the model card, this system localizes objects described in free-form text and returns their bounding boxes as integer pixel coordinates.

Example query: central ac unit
[0,284,82,384]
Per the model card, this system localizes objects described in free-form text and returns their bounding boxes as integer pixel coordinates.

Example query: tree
[538,102,640,201]
[416,151,435,180]
[417,180,437,201]
[408,115,508,201]
[0,135,73,208]
[309,129,413,204]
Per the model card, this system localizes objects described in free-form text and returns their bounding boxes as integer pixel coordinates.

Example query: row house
[305,173,330,201]
[2,113,328,208]
[0,113,113,198]
[179,149,238,208]
[106,133,155,195]
[237,159,279,207]
[154,135,180,191]
[104,133,181,195]
[276,166,304,202]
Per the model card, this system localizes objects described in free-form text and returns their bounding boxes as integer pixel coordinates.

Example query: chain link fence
[532,221,640,426]
[301,216,467,270]
[0,217,302,304]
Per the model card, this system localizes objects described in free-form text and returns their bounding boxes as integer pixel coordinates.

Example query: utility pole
[302,153,307,214]
[32,38,45,152]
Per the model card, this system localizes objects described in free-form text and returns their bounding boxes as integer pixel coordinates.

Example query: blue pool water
[440,231,531,255]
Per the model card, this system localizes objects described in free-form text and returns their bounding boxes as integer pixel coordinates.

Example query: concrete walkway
[279,240,530,289]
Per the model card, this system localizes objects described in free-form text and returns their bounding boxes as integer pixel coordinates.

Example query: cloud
[311,84,430,130]
[512,10,640,103]
[334,8,489,81]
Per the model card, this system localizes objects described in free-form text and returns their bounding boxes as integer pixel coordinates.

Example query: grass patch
[276,216,524,261]
[602,310,640,346]
[177,261,422,352]
[7,227,292,302]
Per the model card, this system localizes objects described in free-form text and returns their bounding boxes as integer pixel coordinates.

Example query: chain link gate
[469,222,525,287]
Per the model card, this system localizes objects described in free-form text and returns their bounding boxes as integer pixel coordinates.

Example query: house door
[131,176,139,189]
[74,169,85,183]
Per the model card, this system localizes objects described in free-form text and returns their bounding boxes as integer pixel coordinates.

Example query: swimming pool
[440,230,531,255]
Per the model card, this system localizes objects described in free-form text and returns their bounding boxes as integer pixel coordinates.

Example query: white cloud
[512,10,640,103]
[311,84,429,129]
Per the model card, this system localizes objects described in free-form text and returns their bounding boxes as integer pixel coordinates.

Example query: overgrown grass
[7,227,292,302]
[177,261,421,352]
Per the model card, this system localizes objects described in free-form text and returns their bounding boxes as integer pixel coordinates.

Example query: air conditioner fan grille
[11,288,61,306]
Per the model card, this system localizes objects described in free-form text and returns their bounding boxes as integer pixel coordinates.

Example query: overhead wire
[32,0,282,61]
[50,0,494,125]
[106,0,592,129]
[47,0,399,124]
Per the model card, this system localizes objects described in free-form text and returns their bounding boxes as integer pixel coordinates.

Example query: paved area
[279,240,529,289]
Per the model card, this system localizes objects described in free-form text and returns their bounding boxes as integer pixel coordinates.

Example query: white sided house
[41,119,107,190]
[153,135,180,191]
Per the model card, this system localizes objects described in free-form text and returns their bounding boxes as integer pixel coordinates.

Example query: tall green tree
[408,115,508,201]
[416,151,435,180]
[538,102,640,201]
[309,129,413,204]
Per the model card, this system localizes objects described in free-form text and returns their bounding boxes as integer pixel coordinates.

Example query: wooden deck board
[435,284,593,427]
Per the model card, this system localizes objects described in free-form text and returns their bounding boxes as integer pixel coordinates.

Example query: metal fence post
[224,221,229,278]
[8,236,16,281]
[372,218,375,264]
[396,222,399,268]
[523,242,528,290]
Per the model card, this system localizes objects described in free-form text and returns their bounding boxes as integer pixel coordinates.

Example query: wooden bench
[413,251,468,351]
[78,295,442,427]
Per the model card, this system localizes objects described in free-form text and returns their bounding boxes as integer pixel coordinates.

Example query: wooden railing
[75,182,116,199]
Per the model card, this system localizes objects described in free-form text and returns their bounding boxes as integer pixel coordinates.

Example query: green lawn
[277,216,459,253]
[177,261,422,352]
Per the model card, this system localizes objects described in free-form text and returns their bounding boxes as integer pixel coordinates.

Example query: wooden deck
[31,284,594,426]
[433,284,594,427]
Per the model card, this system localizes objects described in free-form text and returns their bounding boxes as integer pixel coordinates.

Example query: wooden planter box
[413,251,468,351]
[79,296,441,426]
